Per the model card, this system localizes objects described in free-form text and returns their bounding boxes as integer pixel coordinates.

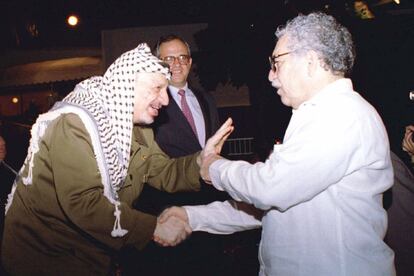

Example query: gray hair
[154,34,191,58]
[276,12,355,76]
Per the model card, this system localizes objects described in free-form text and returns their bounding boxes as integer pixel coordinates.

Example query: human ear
[306,50,319,77]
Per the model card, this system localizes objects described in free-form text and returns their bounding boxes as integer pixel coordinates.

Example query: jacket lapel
[166,89,200,144]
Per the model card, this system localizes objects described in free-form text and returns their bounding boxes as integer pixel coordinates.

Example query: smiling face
[268,35,309,109]
[133,72,169,125]
[158,39,192,88]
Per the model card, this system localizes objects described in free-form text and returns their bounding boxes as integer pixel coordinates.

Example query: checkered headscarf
[63,43,170,191]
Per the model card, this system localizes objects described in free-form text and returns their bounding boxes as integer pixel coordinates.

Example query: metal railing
[224,137,254,156]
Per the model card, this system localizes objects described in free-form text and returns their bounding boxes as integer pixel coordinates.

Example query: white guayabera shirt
[185,78,395,276]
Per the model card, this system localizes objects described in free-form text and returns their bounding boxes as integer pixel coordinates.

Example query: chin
[134,116,155,125]
[280,98,292,108]
[171,78,185,86]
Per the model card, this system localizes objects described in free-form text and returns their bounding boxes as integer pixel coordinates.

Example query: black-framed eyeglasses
[268,51,292,72]
[162,55,191,65]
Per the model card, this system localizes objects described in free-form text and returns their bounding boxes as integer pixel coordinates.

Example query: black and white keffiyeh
[63,43,170,192]
[6,43,170,237]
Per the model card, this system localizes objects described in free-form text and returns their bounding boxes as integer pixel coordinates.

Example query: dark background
[1,1,413,154]
[1,0,414,274]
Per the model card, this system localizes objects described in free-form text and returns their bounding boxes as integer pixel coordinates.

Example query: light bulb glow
[67,15,79,26]
[12,97,19,104]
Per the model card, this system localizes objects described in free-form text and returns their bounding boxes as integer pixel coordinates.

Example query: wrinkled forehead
[135,72,168,86]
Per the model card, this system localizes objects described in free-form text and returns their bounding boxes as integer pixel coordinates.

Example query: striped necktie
[178,89,198,137]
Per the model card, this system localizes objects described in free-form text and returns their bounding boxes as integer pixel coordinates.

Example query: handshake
[153,207,190,247]
[152,118,234,247]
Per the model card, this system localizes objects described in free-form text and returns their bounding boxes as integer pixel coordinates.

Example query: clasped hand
[152,119,233,247]
[153,212,191,247]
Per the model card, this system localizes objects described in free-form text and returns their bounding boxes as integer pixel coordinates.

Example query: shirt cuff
[183,205,200,231]
[209,159,228,192]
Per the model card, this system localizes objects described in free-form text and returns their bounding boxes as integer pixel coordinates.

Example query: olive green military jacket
[1,114,200,275]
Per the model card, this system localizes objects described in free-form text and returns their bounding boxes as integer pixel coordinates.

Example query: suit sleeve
[144,140,201,193]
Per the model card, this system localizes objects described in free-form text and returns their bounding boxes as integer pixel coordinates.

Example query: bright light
[11,97,19,104]
[67,15,79,27]
[394,0,400,4]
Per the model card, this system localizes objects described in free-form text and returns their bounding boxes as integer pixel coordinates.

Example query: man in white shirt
[159,12,395,276]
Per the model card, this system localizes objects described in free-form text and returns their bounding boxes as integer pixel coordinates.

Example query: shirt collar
[297,78,353,110]
[169,83,189,96]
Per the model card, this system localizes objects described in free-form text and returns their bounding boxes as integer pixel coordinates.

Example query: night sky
[2,0,406,51]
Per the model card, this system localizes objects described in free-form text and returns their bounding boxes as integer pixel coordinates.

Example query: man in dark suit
[152,35,227,206]
[126,35,231,275]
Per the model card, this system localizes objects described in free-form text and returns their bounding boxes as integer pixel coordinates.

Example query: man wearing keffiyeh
[1,43,233,275]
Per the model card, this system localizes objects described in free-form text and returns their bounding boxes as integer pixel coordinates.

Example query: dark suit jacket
[134,87,228,214]
[385,151,414,276]
[154,87,219,157]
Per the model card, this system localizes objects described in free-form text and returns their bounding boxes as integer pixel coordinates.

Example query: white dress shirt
[169,84,206,147]
[185,79,395,276]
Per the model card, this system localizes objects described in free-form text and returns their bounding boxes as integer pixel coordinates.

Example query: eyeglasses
[268,51,292,73]
[162,55,191,65]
